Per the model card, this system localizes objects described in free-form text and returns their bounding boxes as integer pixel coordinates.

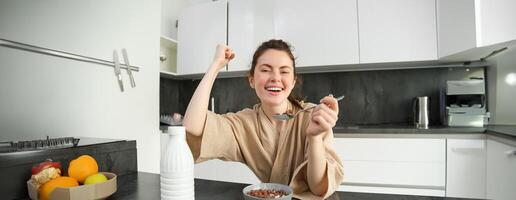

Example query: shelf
[160,70,177,76]
[160,70,184,80]
[160,35,178,78]
[160,35,177,49]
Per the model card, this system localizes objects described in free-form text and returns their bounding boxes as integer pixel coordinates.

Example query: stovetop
[0,136,124,153]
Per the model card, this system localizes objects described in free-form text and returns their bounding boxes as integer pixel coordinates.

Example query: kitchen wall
[0,0,161,173]
[487,46,516,125]
[161,67,485,126]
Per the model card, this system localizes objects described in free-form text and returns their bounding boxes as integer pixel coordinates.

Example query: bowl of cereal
[243,183,293,200]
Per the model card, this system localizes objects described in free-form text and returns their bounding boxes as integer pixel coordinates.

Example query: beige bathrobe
[186,101,344,199]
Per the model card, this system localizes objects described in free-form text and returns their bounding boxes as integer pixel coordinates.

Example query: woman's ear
[248,76,255,88]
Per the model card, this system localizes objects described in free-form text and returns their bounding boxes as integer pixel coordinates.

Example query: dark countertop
[332,125,486,134]
[162,124,516,140]
[332,124,516,140]
[109,172,475,200]
[486,125,516,138]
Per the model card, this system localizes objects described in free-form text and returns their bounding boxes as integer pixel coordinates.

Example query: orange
[68,155,99,184]
[39,176,79,200]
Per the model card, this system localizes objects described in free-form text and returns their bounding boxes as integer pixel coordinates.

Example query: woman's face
[249,49,296,106]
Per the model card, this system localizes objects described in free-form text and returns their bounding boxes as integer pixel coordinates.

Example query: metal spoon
[273,95,345,120]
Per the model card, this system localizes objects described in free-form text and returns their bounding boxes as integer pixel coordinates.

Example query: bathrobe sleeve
[186,110,252,163]
[289,114,344,199]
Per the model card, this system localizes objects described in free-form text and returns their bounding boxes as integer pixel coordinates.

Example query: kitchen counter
[108,172,476,200]
[333,125,486,134]
[333,125,516,140]
[486,125,516,138]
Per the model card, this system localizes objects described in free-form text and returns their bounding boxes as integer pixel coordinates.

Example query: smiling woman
[181,39,344,199]
[247,40,303,109]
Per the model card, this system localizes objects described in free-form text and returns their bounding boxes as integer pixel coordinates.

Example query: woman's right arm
[183,44,235,136]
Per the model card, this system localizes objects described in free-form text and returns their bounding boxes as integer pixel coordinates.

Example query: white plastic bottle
[160,126,195,200]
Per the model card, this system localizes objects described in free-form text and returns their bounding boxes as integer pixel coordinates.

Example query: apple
[32,159,61,175]
[84,173,108,185]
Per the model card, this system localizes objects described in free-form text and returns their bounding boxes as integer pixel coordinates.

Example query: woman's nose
[271,71,281,81]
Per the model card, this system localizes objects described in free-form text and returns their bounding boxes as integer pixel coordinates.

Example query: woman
[184,39,343,199]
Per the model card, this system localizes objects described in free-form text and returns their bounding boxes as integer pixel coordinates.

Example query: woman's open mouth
[265,86,283,96]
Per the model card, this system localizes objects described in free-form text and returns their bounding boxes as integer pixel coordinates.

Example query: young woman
[183,39,343,199]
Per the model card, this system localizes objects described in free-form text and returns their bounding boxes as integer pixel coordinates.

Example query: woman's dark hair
[248,39,304,108]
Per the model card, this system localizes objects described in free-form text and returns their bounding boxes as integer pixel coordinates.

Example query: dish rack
[160,114,183,126]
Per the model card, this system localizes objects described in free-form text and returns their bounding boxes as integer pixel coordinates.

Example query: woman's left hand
[306,95,339,137]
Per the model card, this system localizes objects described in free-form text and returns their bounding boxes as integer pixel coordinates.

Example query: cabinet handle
[451,147,484,154]
[505,150,516,156]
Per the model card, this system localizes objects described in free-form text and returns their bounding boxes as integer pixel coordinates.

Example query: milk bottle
[160,126,194,200]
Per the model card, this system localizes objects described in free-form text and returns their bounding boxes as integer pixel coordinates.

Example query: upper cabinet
[228,0,359,71]
[177,0,227,75]
[437,0,516,61]
[358,0,438,63]
[227,0,275,72]
[273,0,359,67]
[177,0,516,76]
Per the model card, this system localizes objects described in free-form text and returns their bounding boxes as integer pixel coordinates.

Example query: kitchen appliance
[445,80,489,127]
[413,96,429,129]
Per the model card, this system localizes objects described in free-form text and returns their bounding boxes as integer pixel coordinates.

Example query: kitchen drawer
[334,138,445,162]
[342,160,445,187]
[334,138,446,191]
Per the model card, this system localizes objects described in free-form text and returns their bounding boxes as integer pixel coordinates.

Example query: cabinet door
[194,159,260,184]
[177,0,227,75]
[215,161,260,184]
[486,139,516,200]
[358,0,438,63]
[274,0,359,67]
[446,139,486,199]
[228,0,275,72]
[476,0,516,47]
[194,159,220,181]
[436,0,477,58]
[334,138,446,196]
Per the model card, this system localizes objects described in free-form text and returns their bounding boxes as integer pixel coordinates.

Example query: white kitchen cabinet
[228,0,359,71]
[194,159,260,184]
[227,0,275,72]
[446,139,486,199]
[177,0,227,75]
[437,0,516,60]
[486,139,516,200]
[358,0,438,63]
[273,0,359,67]
[475,0,516,47]
[334,138,446,196]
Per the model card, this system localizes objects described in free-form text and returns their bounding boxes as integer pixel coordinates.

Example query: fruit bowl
[27,172,117,200]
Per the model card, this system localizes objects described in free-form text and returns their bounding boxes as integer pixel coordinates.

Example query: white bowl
[243,183,293,200]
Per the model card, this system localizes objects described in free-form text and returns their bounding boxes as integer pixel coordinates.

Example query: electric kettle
[413,96,429,129]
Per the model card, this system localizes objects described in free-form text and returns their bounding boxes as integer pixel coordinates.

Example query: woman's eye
[260,69,269,72]
[281,71,290,74]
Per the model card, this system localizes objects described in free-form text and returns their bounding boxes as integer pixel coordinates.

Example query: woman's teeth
[266,87,282,92]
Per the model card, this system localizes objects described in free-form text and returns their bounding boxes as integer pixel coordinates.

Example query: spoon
[273,95,345,120]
